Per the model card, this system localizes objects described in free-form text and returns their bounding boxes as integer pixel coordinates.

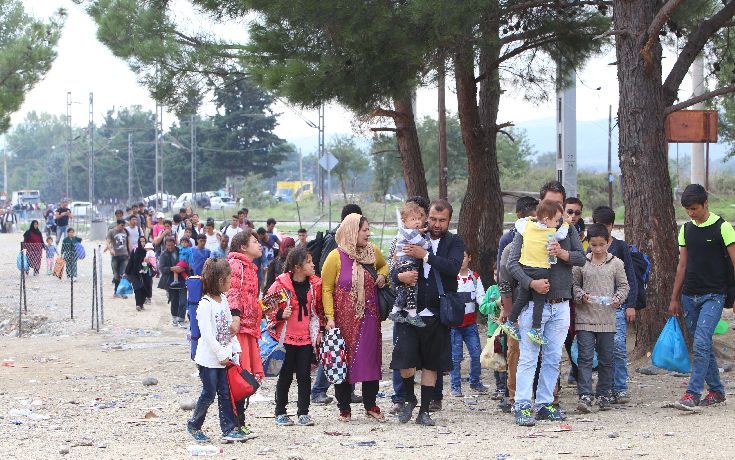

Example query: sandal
[366,406,386,423]
[338,411,351,423]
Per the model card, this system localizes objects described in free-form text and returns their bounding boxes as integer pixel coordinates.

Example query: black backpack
[628,244,651,309]
[306,231,325,275]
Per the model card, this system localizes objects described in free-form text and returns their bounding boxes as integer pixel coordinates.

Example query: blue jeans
[612,306,628,392]
[450,323,482,390]
[188,365,235,435]
[514,301,570,409]
[56,225,68,244]
[682,293,725,396]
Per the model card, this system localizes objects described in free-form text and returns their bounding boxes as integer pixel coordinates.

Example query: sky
[9,0,727,171]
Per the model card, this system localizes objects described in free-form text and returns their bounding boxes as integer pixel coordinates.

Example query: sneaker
[491,388,504,400]
[275,414,294,426]
[171,318,178,327]
[187,425,210,443]
[239,425,254,437]
[536,403,566,421]
[674,392,700,410]
[470,383,489,395]
[351,393,363,404]
[499,396,512,413]
[429,400,442,412]
[577,394,595,414]
[415,411,436,426]
[169,280,181,288]
[450,388,463,398]
[405,315,427,328]
[222,429,246,442]
[136,305,143,312]
[699,390,726,407]
[398,399,417,423]
[514,404,536,427]
[296,414,315,426]
[311,393,333,405]
[611,390,630,404]
[597,395,612,411]
[389,402,404,415]
[499,321,520,340]
[527,328,547,345]
[145,298,151,305]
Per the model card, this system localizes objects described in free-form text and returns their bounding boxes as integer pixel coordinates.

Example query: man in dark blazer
[390,199,464,427]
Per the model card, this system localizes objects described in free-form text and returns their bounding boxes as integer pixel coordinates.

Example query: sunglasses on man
[565,209,582,216]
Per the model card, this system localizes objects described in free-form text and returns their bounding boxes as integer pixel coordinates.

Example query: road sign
[319,153,339,172]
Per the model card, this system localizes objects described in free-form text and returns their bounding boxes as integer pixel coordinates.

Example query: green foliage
[0,1,63,134]
[326,135,370,200]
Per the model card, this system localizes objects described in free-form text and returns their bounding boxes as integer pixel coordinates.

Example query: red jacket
[226,252,262,338]
[267,273,323,346]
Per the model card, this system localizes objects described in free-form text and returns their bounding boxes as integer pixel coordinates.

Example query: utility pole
[66,92,72,199]
[154,101,163,208]
[88,92,94,205]
[190,114,196,198]
[556,67,578,197]
[318,104,325,211]
[3,151,7,196]
[690,55,706,186]
[607,105,613,208]
[437,60,448,200]
[299,148,303,184]
[128,133,133,204]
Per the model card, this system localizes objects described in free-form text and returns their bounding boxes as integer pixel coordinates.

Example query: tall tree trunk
[454,37,503,285]
[615,0,679,357]
[392,96,429,199]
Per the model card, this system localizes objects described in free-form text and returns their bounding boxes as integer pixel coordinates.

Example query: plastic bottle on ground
[187,445,222,456]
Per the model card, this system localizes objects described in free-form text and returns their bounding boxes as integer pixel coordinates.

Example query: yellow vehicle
[275,181,313,202]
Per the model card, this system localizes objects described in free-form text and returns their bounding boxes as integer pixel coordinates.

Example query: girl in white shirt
[187,258,246,443]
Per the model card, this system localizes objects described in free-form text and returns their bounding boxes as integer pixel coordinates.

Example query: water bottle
[589,295,611,306]
[187,445,222,456]
[547,234,557,265]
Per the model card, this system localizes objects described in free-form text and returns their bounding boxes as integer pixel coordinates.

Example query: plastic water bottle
[547,234,557,265]
[589,295,611,306]
[187,445,222,456]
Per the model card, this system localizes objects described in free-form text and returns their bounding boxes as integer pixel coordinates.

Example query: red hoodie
[226,252,262,338]
[267,272,323,346]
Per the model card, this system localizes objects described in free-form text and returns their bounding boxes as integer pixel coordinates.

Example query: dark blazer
[157,248,179,289]
[390,231,465,315]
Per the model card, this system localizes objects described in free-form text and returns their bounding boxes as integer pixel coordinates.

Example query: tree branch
[640,0,685,73]
[665,84,735,114]
[476,35,559,82]
[370,127,400,132]
[506,0,611,13]
[498,129,515,142]
[663,0,735,106]
[593,28,632,40]
[369,107,402,119]
[496,121,515,130]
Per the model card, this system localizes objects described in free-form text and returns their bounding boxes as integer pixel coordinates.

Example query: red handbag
[226,362,260,415]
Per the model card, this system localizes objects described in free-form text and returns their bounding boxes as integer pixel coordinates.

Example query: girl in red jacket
[226,230,267,435]
[267,246,323,427]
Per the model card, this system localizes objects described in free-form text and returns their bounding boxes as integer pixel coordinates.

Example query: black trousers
[143,273,153,299]
[134,287,146,307]
[275,344,313,416]
[335,380,378,412]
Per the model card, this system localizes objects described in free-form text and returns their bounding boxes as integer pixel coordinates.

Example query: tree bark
[615,0,680,357]
[392,96,429,199]
[454,30,503,285]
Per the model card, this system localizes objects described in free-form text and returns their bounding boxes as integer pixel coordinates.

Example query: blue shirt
[191,247,211,275]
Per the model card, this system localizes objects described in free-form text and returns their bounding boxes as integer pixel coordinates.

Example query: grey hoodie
[507,221,586,300]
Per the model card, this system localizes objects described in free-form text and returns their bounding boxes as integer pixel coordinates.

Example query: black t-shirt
[55,207,71,227]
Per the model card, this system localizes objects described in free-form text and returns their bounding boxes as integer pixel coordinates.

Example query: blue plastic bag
[116,278,134,296]
[259,320,287,377]
[186,276,203,361]
[652,317,691,373]
[16,252,28,272]
[570,336,599,369]
[75,243,86,260]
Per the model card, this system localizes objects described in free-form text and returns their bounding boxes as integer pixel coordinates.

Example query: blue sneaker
[187,425,210,443]
[514,404,536,426]
[499,321,520,341]
[527,328,547,345]
[222,429,246,442]
[275,414,294,426]
[536,404,566,421]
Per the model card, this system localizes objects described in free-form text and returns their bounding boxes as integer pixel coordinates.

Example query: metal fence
[16,242,104,336]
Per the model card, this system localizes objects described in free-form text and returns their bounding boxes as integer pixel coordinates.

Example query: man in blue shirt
[190,234,211,275]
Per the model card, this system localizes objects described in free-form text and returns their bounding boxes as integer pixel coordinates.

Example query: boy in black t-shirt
[669,184,735,409]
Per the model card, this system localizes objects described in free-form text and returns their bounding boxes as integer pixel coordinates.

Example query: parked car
[209,196,236,210]
[143,193,177,210]
[173,192,211,210]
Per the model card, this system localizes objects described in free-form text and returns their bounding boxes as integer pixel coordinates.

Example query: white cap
[156,212,165,219]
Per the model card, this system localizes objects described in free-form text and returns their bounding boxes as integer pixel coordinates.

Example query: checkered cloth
[320,328,348,385]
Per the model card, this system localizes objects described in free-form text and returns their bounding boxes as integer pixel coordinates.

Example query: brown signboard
[665,110,718,143]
